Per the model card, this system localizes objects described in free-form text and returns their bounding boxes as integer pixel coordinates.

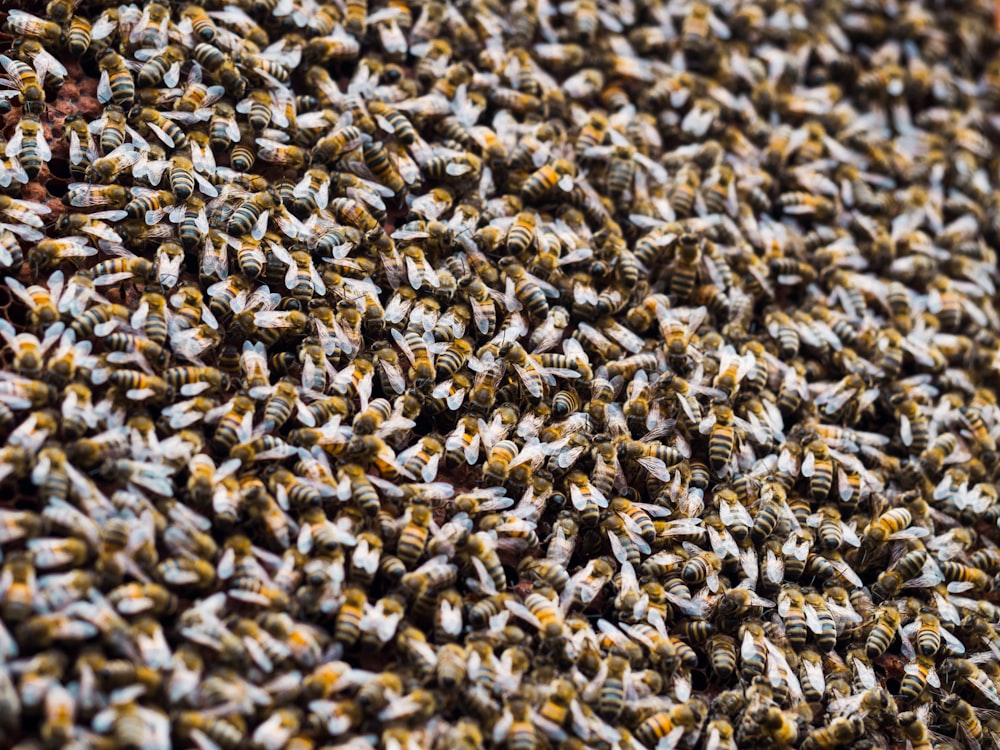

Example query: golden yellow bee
[521,159,574,203]
[635,704,700,748]
[864,508,918,544]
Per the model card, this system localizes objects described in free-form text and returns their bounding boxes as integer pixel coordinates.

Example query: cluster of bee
[2,0,1000,747]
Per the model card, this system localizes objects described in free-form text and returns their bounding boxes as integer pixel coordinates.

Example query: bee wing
[467,298,497,336]
[85,220,126,245]
[801,449,816,477]
[888,527,929,541]
[133,155,170,186]
[292,174,314,198]
[763,547,784,586]
[707,524,739,562]
[821,557,859,588]
[142,119,175,149]
[799,600,826,635]
[739,629,766,666]
[634,455,670,482]
[31,48,67,82]
[220,116,240,144]
[729,412,764,445]
[247,209,270,241]
[388,326,417,367]
[719,499,753,528]
[616,516,651,555]
[504,598,543,630]
[839,519,862,547]
[853,655,878,690]
[152,59,182,89]
[926,665,941,689]
[458,554,497,597]
[54,236,98,258]
[602,528,635,565]
[32,128,52,161]
[189,171,219,198]
[0,55,26,87]
[3,126,22,160]
[0,156,29,188]
[390,227,430,242]
[898,413,913,447]
[511,362,543,399]
[601,321,645,354]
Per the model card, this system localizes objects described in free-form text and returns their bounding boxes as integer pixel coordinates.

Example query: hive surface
[1,0,1000,749]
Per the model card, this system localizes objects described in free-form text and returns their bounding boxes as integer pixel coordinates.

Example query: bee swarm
[1,0,1000,748]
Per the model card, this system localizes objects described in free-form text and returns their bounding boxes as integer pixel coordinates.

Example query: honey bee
[864,506,926,544]
[6,10,61,47]
[500,211,537,257]
[62,182,129,214]
[899,655,941,704]
[330,586,366,647]
[940,561,993,593]
[391,502,432,569]
[0,508,41,547]
[457,275,508,338]
[890,391,930,455]
[0,552,37,622]
[664,164,700,218]
[695,404,745,477]
[678,551,721,591]
[521,159,575,204]
[504,587,565,646]
[500,257,556,320]
[800,716,864,750]
[360,136,406,195]
[175,4,216,42]
[96,49,135,109]
[864,603,901,659]
[940,694,984,744]
[0,54,45,115]
[123,0,168,49]
[602,145,637,206]
[85,103,127,156]
[310,122,363,164]
[635,704,700,749]
[59,12,91,54]
[192,42,246,98]
[574,109,609,153]
[6,113,50,180]
[87,143,145,186]
[131,107,188,150]
[58,116,97,183]
[174,712,245,750]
